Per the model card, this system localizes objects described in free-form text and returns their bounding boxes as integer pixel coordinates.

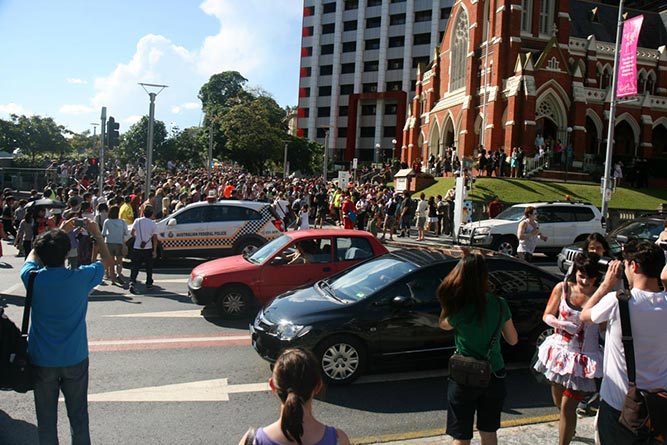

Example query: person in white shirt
[415,192,429,241]
[580,240,667,444]
[128,205,159,294]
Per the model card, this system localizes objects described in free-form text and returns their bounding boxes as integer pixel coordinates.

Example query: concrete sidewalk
[357,416,596,444]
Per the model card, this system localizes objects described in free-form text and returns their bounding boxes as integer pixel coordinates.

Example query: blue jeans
[33,358,90,445]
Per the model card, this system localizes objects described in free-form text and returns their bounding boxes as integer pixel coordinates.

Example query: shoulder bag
[4,270,37,393]
[616,290,667,440]
[448,303,504,388]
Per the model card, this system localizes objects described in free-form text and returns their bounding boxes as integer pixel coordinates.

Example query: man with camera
[580,240,667,443]
[128,205,159,295]
[21,217,113,444]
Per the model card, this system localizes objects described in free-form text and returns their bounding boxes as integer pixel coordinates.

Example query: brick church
[401,0,667,169]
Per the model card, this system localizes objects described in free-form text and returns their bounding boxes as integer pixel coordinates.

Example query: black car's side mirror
[392,295,414,307]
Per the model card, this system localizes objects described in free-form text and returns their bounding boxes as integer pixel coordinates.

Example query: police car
[155,200,283,259]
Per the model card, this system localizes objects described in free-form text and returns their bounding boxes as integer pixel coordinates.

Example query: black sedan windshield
[329,257,417,302]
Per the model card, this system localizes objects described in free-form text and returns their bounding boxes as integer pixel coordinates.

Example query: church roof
[569,0,667,49]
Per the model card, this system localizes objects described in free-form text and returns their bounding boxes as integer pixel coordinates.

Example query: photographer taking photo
[580,240,667,444]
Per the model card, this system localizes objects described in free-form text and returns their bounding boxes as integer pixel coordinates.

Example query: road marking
[104,309,204,318]
[2,283,22,295]
[86,378,269,402]
[89,334,250,352]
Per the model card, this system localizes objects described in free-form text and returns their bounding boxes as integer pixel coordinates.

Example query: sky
[0,0,303,135]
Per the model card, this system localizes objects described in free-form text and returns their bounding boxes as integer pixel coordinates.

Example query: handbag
[346,211,357,223]
[616,290,667,440]
[448,303,504,388]
[3,270,37,393]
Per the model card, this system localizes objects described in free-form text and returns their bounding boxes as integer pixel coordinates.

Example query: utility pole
[99,107,106,195]
[208,124,213,179]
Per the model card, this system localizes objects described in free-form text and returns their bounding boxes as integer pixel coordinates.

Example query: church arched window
[449,9,469,91]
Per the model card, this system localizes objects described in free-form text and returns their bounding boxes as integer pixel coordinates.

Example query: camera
[659,241,667,251]
[74,218,86,228]
[598,256,625,279]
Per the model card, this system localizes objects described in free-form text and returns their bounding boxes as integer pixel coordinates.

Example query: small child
[298,204,310,230]
[367,211,381,238]
[15,211,34,259]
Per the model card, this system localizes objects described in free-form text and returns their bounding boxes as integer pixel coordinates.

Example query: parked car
[458,201,605,257]
[188,229,388,317]
[556,212,666,274]
[154,200,283,259]
[250,247,560,384]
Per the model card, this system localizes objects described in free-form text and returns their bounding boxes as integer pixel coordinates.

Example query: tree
[116,116,168,166]
[198,71,252,116]
[284,135,323,175]
[168,126,206,169]
[9,114,70,165]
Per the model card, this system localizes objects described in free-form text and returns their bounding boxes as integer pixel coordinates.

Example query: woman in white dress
[533,252,603,445]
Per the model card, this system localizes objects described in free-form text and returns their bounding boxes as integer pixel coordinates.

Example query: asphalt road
[0,241,564,445]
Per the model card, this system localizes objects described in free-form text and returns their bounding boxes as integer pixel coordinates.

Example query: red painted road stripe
[89,334,251,352]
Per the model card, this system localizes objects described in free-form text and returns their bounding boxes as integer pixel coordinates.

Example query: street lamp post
[323,129,330,181]
[565,127,573,182]
[283,142,289,179]
[375,143,381,164]
[139,83,168,197]
[391,139,397,162]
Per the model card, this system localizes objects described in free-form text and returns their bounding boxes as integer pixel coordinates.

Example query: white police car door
[161,206,209,257]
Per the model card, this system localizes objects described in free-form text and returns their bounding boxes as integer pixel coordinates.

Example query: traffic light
[107,117,120,148]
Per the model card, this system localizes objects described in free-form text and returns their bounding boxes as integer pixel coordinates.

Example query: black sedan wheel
[217,285,251,318]
[316,336,366,385]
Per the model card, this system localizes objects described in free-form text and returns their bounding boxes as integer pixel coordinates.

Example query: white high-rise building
[297,0,452,165]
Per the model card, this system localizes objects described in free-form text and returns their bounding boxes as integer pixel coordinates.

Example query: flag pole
[601,0,625,223]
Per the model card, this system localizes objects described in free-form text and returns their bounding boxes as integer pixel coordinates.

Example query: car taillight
[273,220,284,232]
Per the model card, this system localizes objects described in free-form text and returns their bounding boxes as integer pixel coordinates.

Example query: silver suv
[458,201,605,257]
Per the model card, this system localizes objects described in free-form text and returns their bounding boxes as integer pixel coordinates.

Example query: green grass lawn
[416,177,667,210]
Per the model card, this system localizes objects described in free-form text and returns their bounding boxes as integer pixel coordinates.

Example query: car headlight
[472,227,491,235]
[273,320,312,341]
[189,274,204,290]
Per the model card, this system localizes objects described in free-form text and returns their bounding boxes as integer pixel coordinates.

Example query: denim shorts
[446,372,507,440]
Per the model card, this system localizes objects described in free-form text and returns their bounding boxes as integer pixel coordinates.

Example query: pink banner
[617,15,644,98]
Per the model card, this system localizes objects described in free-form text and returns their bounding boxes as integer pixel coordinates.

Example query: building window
[318,107,331,117]
[341,63,355,74]
[390,13,406,25]
[302,47,313,57]
[319,86,332,96]
[320,65,333,76]
[414,33,430,45]
[321,44,334,55]
[389,36,404,48]
[363,83,378,93]
[323,2,336,13]
[344,0,358,10]
[546,57,560,71]
[302,67,311,77]
[441,7,452,19]
[343,41,356,52]
[367,17,381,28]
[361,104,377,115]
[316,128,327,138]
[364,61,379,72]
[384,126,396,137]
[322,23,335,34]
[539,0,554,35]
[388,59,403,70]
[365,39,381,50]
[344,20,357,31]
[647,71,656,95]
[412,56,430,68]
[302,108,310,118]
[340,84,354,94]
[385,104,398,114]
[598,65,611,90]
[386,81,402,92]
[303,26,313,37]
[521,0,532,33]
[360,127,374,137]
[337,127,348,138]
[339,106,349,116]
[391,0,406,3]
[367,0,382,6]
[304,6,315,16]
[415,10,432,22]
[302,128,308,138]
[450,9,469,90]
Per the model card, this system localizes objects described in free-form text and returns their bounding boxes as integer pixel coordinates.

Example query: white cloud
[0,102,30,116]
[66,78,87,85]
[60,104,93,115]
[124,115,142,126]
[88,0,301,132]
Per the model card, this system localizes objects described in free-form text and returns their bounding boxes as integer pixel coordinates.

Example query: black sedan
[250,247,560,384]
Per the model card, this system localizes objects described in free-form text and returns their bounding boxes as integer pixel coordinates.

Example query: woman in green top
[438,253,518,445]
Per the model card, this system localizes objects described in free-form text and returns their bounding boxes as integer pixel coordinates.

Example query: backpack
[0,308,32,393]
[387,201,398,216]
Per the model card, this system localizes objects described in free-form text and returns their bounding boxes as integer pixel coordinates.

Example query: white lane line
[86,378,270,402]
[104,309,204,318]
[89,335,249,347]
[2,283,23,295]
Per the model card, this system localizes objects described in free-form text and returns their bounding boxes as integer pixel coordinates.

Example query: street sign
[352,158,358,169]
[337,171,350,187]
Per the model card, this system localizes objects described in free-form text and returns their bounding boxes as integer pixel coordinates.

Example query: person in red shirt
[341,194,356,230]
[488,195,503,219]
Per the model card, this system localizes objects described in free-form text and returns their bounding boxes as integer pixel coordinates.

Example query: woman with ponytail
[239,348,350,445]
